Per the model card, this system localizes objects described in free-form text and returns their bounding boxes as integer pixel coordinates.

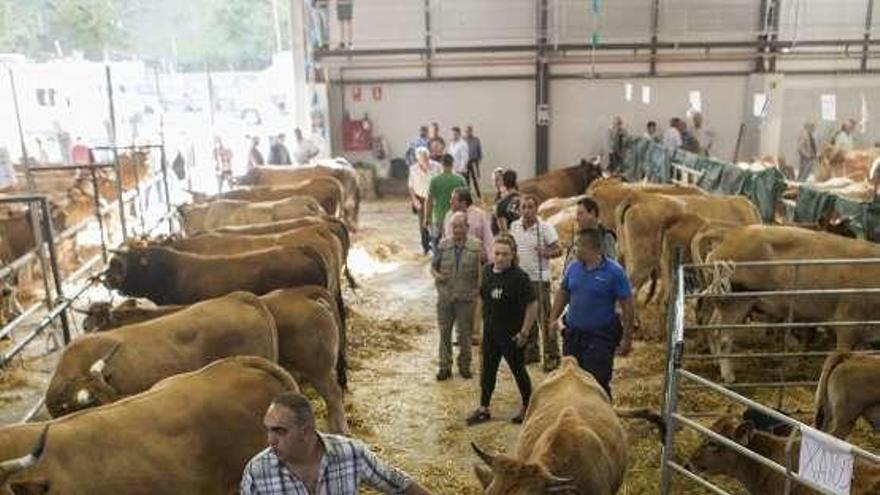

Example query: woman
[466,235,536,425]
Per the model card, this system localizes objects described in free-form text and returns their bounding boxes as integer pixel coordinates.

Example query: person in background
[337,0,354,49]
[796,122,818,182]
[409,147,439,255]
[509,194,562,370]
[491,167,505,203]
[444,187,494,263]
[248,136,265,171]
[464,125,483,199]
[466,235,535,426]
[644,121,661,143]
[425,154,467,248]
[428,122,445,162]
[405,125,430,166]
[607,116,628,173]
[493,169,521,235]
[563,197,617,265]
[34,137,49,164]
[690,111,714,156]
[241,391,432,494]
[213,136,233,193]
[269,133,292,165]
[432,212,482,381]
[663,117,683,149]
[832,120,855,151]
[548,228,634,399]
[291,128,320,166]
[71,136,93,165]
[447,126,470,180]
[679,119,700,153]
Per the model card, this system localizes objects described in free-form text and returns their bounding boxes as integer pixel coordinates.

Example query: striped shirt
[240,433,412,494]
[510,218,559,282]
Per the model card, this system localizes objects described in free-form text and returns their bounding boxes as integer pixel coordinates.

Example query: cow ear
[9,479,50,495]
[473,464,493,489]
[733,421,755,445]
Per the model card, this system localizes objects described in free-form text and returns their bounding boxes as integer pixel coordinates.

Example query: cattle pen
[660,251,880,493]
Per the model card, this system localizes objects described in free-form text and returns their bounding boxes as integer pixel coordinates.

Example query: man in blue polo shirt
[548,228,635,398]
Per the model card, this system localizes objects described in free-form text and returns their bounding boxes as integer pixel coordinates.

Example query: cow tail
[614,195,637,268]
[814,352,849,430]
[647,212,686,305]
[615,408,667,443]
[328,216,358,290]
[352,184,361,230]
[335,288,349,391]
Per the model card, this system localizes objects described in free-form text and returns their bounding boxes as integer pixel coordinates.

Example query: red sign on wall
[371,86,382,101]
[352,86,362,102]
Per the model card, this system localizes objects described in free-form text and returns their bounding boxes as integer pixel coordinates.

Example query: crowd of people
[211,129,321,193]
[607,111,715,173]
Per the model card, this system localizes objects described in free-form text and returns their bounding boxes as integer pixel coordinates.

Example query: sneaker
[436,369,451,381]
[466,408,491,426]
[511,408,526,424]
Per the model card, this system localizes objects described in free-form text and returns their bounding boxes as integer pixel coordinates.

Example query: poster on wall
[688,90,702,112]
[753,93,768,118]
[372,86,382,101]
[352,86,362,102]
[821,94,837,122]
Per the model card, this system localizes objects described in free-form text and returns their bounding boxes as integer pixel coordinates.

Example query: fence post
[38,197,70,344]
[89,165,109,263]
[660,247,685,494]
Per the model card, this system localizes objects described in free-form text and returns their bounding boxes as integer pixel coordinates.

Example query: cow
[586,178,705,231]
[104,244,328,305]
[471,356,627,494]
[616,192,761,309]
[78,286,349,434]
[45,291,278,417]
[537,195,587,220]
[517,158,604,203]
[0,356,298,495]
[816,145,880,183]
[694,225,880,382]
[0,205,67,261]
[238,163,361,227]
[190,176,346,222]
[177,195,324,235]
[689,415,880,494]
[814,352,880,439]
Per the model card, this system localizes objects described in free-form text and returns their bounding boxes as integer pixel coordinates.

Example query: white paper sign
[821,94,837,122]
[753,93,768,118]
[688,90,702,112]
[642,85,651,104]
[799,426,854,495]
[537,104,551,126]
[624,83,633,102]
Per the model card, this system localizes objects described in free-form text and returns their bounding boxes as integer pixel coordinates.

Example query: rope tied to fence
[700,260,736,296]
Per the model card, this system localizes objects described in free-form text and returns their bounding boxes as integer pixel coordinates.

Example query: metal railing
[659,252,880,494]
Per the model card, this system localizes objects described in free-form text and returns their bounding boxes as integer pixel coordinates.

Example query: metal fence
[659,252,880,494]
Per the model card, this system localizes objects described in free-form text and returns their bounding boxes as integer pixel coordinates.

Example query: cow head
[104,246,163,299]
[75,301,113,333]
[0,426,49,494]
[45,339,123,417]
[688,416,756,476]
[471,443,577,494]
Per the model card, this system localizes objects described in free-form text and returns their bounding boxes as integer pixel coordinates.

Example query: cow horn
[89,342,122,376]
[0,425,48,478]
[70,306,92,315]
[470,442,495,467]
[108,248,127,255]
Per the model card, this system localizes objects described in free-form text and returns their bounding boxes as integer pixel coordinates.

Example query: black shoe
[436,370,451,381]
[511,409,526,424]
[460,369,473,379]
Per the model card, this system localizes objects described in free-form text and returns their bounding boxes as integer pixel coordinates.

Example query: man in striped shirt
[241,392,432,495]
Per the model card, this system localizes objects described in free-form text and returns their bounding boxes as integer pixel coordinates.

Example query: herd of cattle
[0,154,878,493]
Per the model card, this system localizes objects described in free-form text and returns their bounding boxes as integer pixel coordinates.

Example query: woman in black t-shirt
[466,235,536,426]
[492,169,521,235]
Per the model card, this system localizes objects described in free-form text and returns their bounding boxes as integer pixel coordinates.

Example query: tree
[46,0,128,57]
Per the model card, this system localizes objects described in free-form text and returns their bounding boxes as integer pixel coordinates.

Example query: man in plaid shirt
[241,392,432,495]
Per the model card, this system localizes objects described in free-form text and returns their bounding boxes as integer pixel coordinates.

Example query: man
[509,194,562,370]
[644,121,661,143]
[409,147,439,255]
[70,136,93,165]
[832,120,855,151]
[443,187,493,262]
[248,136,265,171]
[269,133,292,165]
[428,122,445,162]
[464,125,483,199]
[213,136,233,193]
[424,154,467,247]
[663,117,683,149]
[796,122,818,182]
[492,169,520,235]
[447,126,470,179]
[607,116,628,173]
[679,120,700,153]
[291,128,320,166]
[466,235,535,426]
[690,111,714,156]
[405,126,430,166]
[431,212,482,381]
[563,197,616,265]
[241,391,431,494]
[548,228,635,398]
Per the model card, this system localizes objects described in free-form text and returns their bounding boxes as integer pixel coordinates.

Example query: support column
[649,0,660,75]
[535,0,550,176]
[863,0,875,72]
[289,0,309,131]
[424,0,433,79]
[767,0,781,73]
[755,0,769,73]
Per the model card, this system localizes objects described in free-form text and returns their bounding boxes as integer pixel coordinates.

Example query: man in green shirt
[425,154,467,252]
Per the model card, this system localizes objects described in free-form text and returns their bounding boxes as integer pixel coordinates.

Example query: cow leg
[864,404,880,433]
[311,372,349,435]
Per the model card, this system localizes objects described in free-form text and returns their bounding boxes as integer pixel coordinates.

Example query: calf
[815,352,880,439]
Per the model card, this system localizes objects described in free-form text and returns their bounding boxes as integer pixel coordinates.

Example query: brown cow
[191,177,345,221]
[105,244,328,305]
[472,356,627,494]
[690,415,880,494]
[177,196,324,235]
[518,159,604,203]
[45,291,278,418]
[536,195,587,220]
[696,225,880,382]
[0,356,298,495]
[586,178,705,231]
[815,352,880,439]
[816,145,880,183]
